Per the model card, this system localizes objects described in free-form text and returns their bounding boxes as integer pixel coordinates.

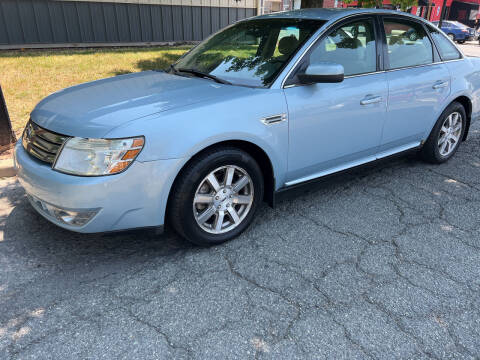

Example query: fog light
[27,195,99,227]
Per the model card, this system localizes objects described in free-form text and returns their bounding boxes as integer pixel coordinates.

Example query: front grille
[22,120,69,164]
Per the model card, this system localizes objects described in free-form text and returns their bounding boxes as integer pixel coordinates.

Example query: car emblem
[25,123,34,140]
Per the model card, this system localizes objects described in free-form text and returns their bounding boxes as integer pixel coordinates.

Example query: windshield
[172,18,324,87]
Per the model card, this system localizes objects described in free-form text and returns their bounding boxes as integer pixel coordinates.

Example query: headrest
[278,35,298,56]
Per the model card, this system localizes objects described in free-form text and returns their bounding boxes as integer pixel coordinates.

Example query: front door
[284,17,388,185]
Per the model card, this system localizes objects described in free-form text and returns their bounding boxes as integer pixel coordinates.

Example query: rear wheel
[457,40,465,44]
[169,147,264,246]
[420,102,466,164]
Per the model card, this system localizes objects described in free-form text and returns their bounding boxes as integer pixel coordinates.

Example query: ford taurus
[14,9,480,245]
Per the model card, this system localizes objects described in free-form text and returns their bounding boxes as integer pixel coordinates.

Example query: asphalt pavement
[1,107,480,358]
[459,40,480,57]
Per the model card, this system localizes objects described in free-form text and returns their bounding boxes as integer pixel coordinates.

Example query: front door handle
[360,95,382,105]
[432,80,449,89]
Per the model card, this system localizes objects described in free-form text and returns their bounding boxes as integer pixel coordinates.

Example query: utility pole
[426,0,432,20]
[0,85,16,151]
[438,0,447,28]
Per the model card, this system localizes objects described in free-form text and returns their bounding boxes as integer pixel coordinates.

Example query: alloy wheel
[193,165,254,234]
[438,111,463,157]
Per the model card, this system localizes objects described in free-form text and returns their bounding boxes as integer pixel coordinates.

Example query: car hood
[31,71,248,138]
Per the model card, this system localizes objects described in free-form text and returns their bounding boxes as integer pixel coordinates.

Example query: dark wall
[0,0,256,46]
[448,1,478,28]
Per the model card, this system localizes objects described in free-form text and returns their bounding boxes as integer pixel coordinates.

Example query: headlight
[53,137,144,176]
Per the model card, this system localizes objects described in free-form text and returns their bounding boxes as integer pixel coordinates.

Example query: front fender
[106,88,289,190]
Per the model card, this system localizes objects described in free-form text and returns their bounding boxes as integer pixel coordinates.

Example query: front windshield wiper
[170,64,179,73]
[175,67,231,85]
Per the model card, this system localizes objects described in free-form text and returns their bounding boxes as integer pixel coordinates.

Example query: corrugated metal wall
[0,0,257,48]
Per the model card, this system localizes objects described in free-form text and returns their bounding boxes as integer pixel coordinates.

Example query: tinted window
[428,25,462,61]
[384,19,433,69]
[173,19,323,87]
[308,19,377,76]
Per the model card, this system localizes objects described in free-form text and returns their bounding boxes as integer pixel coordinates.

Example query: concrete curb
[0,158,16,178]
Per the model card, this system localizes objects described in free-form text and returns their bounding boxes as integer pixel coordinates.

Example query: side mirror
[297,62,344,84]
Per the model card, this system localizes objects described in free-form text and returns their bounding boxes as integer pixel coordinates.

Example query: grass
[0,46,191,135]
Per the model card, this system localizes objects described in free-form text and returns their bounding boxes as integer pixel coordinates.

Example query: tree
[342,0,383,7]
[390,0,418,11]
[342,0,417,10]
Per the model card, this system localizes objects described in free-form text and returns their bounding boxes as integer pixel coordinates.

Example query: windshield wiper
[176,68,231,85]
[170,64,179,73]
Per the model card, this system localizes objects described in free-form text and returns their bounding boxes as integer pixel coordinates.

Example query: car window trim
[283,14,381,87]
[374,15,385,72]
[284,58,464,87]
[379,15,439,71]
[280,12,464,89]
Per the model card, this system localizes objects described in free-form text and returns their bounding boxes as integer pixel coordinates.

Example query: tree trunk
[301,0,324,8]
[0,85,16,149]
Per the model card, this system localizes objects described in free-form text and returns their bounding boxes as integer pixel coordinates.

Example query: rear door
[379,17,451,156]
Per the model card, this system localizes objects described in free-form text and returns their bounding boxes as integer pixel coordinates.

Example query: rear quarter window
[428,25,462,61]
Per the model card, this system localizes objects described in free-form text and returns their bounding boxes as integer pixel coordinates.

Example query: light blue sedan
[14,9,480,245]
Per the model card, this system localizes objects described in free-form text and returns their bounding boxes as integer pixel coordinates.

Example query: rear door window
[383,19,433,69]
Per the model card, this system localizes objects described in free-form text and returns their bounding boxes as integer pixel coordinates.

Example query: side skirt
[273,144,422,205]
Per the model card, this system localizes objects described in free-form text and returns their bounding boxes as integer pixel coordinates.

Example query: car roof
[254,8,426,22]
[448,21,467,26]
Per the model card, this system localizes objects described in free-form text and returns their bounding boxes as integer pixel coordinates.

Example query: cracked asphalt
[1,120,479,359]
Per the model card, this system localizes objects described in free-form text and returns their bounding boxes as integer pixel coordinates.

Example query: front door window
[308,19,377,76]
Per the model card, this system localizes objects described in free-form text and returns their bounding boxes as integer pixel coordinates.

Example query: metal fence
[0,0,257,48]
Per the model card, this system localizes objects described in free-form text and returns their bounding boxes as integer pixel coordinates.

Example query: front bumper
[14,140,183,233]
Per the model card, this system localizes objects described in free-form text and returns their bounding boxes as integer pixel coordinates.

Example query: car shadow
[276,152,420,204]
[2,151,420,266]
[111,53,186,76]
[2,190,193,270]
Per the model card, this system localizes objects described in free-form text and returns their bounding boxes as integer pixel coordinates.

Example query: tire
[169,147,264,246]
[458,40,465,44]
[420,102,466,164]
[448,33,455,41]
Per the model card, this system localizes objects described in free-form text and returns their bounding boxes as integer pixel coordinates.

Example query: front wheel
[420,102,466,164]
[169,147,264,246]
[448,33,455,41]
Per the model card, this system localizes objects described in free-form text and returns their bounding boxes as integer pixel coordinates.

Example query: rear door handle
[360,95,382,105]
[432,80,449,89]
